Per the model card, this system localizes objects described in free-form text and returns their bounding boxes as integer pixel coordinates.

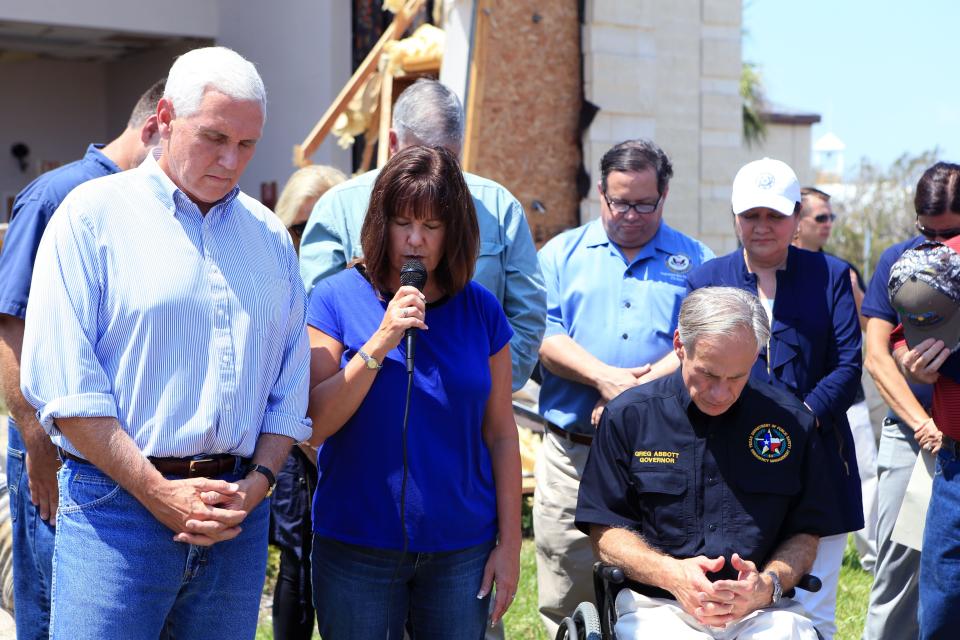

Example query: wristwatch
[247,464,277,497]
[765,570,783,606]
[357,348,382,370]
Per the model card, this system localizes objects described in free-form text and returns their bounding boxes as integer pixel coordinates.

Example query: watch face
[365,357,379,369]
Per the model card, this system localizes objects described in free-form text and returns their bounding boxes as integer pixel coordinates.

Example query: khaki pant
[615,590,819,640]
[533,432,594,638]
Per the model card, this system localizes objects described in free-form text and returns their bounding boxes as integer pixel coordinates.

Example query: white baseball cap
[731,157,802,216]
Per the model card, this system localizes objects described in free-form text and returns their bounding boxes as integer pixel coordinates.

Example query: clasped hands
[666,554,773,628]
[146,473,271,546]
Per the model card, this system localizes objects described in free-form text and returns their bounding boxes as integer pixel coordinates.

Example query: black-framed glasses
[813,213,836,223]
[604,193,662,215]
[916,220,960,240]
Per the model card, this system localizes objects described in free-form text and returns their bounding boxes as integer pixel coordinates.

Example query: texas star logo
[749,424,791,463]
[756,172,776,189]
[666,253,692,273]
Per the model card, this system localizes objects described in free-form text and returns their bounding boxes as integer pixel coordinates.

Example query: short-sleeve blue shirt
[0,144,120,319]
[862,235,933,414]
[307,267,513,552]
[537,219,714,434]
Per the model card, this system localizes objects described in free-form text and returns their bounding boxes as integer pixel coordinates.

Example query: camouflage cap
[888,239,960,349]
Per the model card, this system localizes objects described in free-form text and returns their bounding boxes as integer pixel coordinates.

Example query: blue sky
[742,0,959,173]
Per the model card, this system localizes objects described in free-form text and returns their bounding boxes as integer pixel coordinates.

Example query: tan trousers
[533,431,595,638]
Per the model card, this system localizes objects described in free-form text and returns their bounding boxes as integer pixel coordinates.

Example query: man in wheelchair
[575,287,846,639]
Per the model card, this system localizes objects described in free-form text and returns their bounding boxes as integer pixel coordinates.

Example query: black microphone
[399,260,427,374]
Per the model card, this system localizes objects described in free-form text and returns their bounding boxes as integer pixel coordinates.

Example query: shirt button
[707,476,716,484]
[624,301,631,308]
[708,523,718,532]
[621,333,628,340]
[224,404,232,412]
[221,354,230,362]
[217,309,225,317]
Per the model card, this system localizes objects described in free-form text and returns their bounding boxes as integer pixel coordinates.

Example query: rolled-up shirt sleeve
[20,198,118,434]
[261,244,313,443]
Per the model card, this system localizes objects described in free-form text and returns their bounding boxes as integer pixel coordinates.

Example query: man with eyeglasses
[533,139,714,636]
[860,162,960,640]
[792,187,879,575]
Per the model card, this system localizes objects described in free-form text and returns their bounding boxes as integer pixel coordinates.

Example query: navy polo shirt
[0,144,120,319]
[862,235,933,416]
[576,370,845,582]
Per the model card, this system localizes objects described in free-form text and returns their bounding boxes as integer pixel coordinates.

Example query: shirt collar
[83,144,122,175]
[140,147,241,217]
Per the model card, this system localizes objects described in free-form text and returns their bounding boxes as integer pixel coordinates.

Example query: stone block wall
[581,0,743,255]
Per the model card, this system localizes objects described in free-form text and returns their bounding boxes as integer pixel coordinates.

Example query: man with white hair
[19,47,310,638]
[577,287,844,639]
[299,78,545,392]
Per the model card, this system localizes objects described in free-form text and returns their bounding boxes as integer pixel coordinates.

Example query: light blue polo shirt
[538,219,714,435]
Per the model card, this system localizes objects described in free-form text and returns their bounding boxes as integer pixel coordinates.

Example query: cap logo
[756,173,776,190]
[749,424,791,463]
[666,253,692,273]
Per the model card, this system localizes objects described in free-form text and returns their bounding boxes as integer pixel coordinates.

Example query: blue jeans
[51,458,269,639]
[311,535,494,639]
[919,443,960,639]
[7,421,55,640]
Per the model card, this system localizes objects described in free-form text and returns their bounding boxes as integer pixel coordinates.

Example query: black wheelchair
[556,562,822,640]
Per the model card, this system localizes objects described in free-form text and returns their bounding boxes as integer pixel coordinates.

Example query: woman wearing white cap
[682,158,864,640]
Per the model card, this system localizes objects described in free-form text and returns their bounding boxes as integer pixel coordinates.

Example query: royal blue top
[307,267,513,551]
[861,235,934,416]
[686,246,864,532]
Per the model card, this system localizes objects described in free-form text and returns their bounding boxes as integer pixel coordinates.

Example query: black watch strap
[248,464,277,497]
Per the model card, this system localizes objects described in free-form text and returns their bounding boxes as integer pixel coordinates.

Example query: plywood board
[464,1,582,245]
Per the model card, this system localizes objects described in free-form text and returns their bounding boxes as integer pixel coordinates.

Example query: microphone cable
[385,362,414,638]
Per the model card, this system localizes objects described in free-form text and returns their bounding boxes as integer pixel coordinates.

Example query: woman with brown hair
[305,145,521,638]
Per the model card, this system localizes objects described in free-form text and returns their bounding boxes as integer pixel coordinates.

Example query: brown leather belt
[59,449,249,478]
[545,421,594,446]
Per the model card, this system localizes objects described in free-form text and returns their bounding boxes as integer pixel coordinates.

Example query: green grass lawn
[258,536,871,639]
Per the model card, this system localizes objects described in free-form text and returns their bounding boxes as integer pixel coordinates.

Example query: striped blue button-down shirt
[20,151,312,458]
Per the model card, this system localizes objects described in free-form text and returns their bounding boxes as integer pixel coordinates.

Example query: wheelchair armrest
[596,564,625,585]
[783,573,821,598]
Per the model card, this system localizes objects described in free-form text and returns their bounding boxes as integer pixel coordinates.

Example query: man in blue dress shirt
[299,79,545,392]
[18,47,311,639]
[534,139,714,635]
[0,78,163,640]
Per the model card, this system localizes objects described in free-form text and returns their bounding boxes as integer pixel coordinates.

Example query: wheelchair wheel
[573,602,602,639]
[556,602,602,640]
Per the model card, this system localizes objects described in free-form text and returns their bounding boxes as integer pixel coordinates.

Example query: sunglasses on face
[916,220,960,240]
[813,213,836,223]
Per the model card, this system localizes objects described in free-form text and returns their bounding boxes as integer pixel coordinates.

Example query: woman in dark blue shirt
[304,146,521,639]
[685,158,862,640]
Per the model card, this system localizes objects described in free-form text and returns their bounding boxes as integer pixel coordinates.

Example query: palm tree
[741,61,766,147]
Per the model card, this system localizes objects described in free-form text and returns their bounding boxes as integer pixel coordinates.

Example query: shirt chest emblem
[749,424,792,463]
[665,253,692,274]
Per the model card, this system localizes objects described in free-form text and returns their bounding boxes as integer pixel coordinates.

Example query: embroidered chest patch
[749,424,792,463]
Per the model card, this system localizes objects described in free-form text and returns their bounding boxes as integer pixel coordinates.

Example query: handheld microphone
[399,260,427,374]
